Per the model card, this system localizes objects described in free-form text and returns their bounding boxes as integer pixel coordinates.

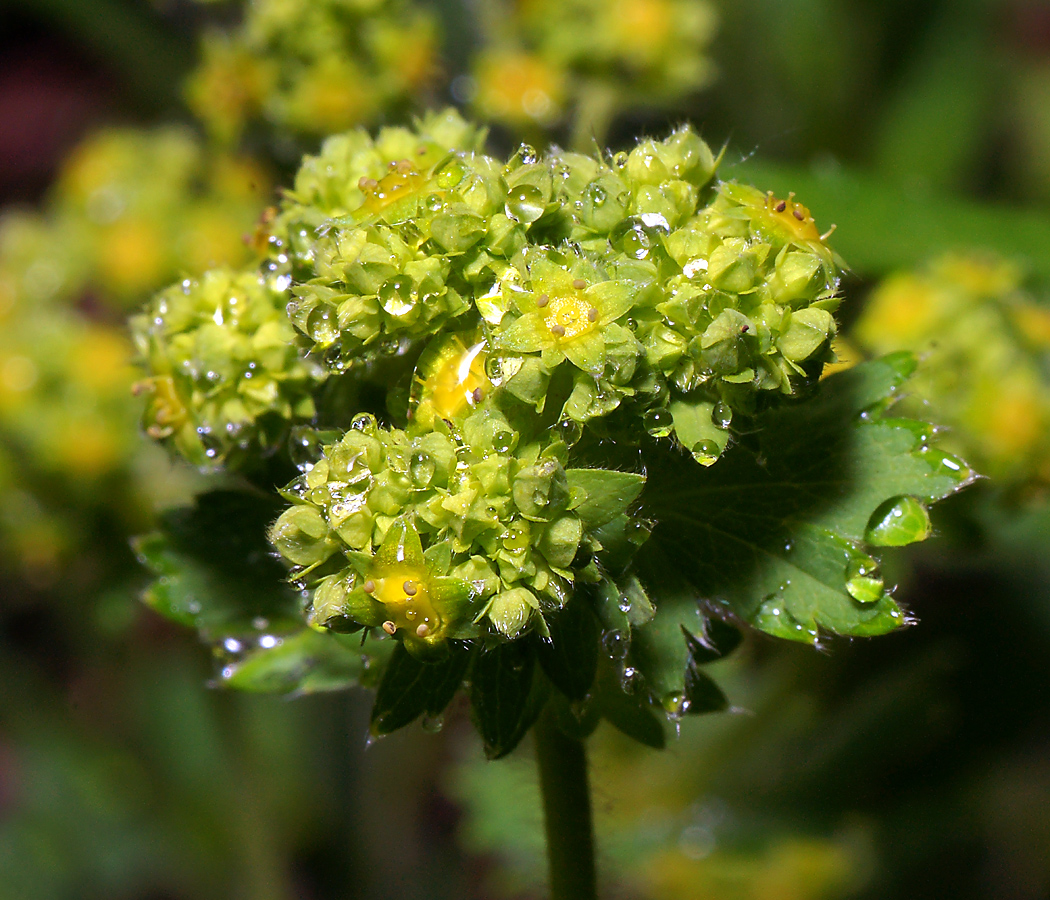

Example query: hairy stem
[534,711,598,900]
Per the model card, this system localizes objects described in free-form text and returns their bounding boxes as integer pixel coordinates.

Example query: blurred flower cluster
[469,0,717,142]
[186,0,439,144]
[0,127,267,574]
[853,254,1050,486]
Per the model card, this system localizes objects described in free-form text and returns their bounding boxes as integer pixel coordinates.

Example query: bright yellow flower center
[366,566,442,638]
[423,339,488,419]
[541,285,599,343]
[762,192,822,243]
[358,161,428,215]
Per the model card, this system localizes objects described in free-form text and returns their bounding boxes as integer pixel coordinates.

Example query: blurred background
[2,0,1050,898]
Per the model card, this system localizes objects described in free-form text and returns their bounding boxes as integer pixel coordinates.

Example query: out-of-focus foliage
[186,0,439,144]
[853,254,1050,486]
[0,125,267,576]
[470,0,717,144]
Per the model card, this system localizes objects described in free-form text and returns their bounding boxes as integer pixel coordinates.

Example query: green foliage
[186,0,438,143]
[853,253,1050,485]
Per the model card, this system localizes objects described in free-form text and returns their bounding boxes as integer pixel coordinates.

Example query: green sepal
[221,630,389,695]
[668,397,730,464]
[370,640,474,735]
[134,490,301,642]
[374,516,426,569]
[565,469,646,530]
[470,640,548,759]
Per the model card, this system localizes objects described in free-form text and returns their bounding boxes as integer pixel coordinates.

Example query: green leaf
[682,633,730,715]
[133,490,301,641]
[669,397,730,463]
[470,641,546,759]
[637,354,973,667]
[565,468,646,529]
[592,656,665,749]
[533,596,599,702]
[371,641,474,735]
[221,630,388,695]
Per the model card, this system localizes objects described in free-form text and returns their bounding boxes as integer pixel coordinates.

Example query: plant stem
[534,711,598,900]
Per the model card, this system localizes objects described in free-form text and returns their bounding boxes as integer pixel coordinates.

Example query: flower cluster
[269,405,645,654]
[132,268,324,468]
[186,0,437,144]
[0,128,268,312]
[142,112,842,656]
[853,254,1050,484]
[470,0,717,134]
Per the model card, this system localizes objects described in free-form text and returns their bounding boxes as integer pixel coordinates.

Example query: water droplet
[425,193,444,212]
[351,413,377,434]
[713,401,732,429]
[644,408,673,438]
[603,630,628,660]
[517,143,539,165]
[612,218,654,259]
[421,713,445,733]
[410,450,435,487]
[663,691,690,718]
[505,184,546,223]
[492,430,515,454]
[690,439,722,466]
[556,419,582,446]
[621,666,640,692]
[618,596,632,613]
[864,495,931,547]
[585,183,607,207]
[612,151,629,169]
[379,278,417,318]
[436,159,466,188]
[845,557,884,603]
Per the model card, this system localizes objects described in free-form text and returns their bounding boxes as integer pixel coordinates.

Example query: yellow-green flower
[493,251,639,376]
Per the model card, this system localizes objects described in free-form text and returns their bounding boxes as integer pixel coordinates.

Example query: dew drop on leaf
[644,408,673,437]
[845,557,884,603]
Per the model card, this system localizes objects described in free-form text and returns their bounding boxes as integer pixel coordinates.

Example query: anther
[403,580,418,595]
[536,293,549,307]
[793,209,805,221]
[363,580,376,593]
[359,177,378,190]
[587,307,599,322]
[416,623,430,637]
[573,279,587,290]
[775,200,787,213]
[740,324,750,333]
[550,323,566,337]
[472,387,484,403]
[382,621,397,634]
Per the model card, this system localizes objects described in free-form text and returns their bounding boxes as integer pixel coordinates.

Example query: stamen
[382,621,396,634]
